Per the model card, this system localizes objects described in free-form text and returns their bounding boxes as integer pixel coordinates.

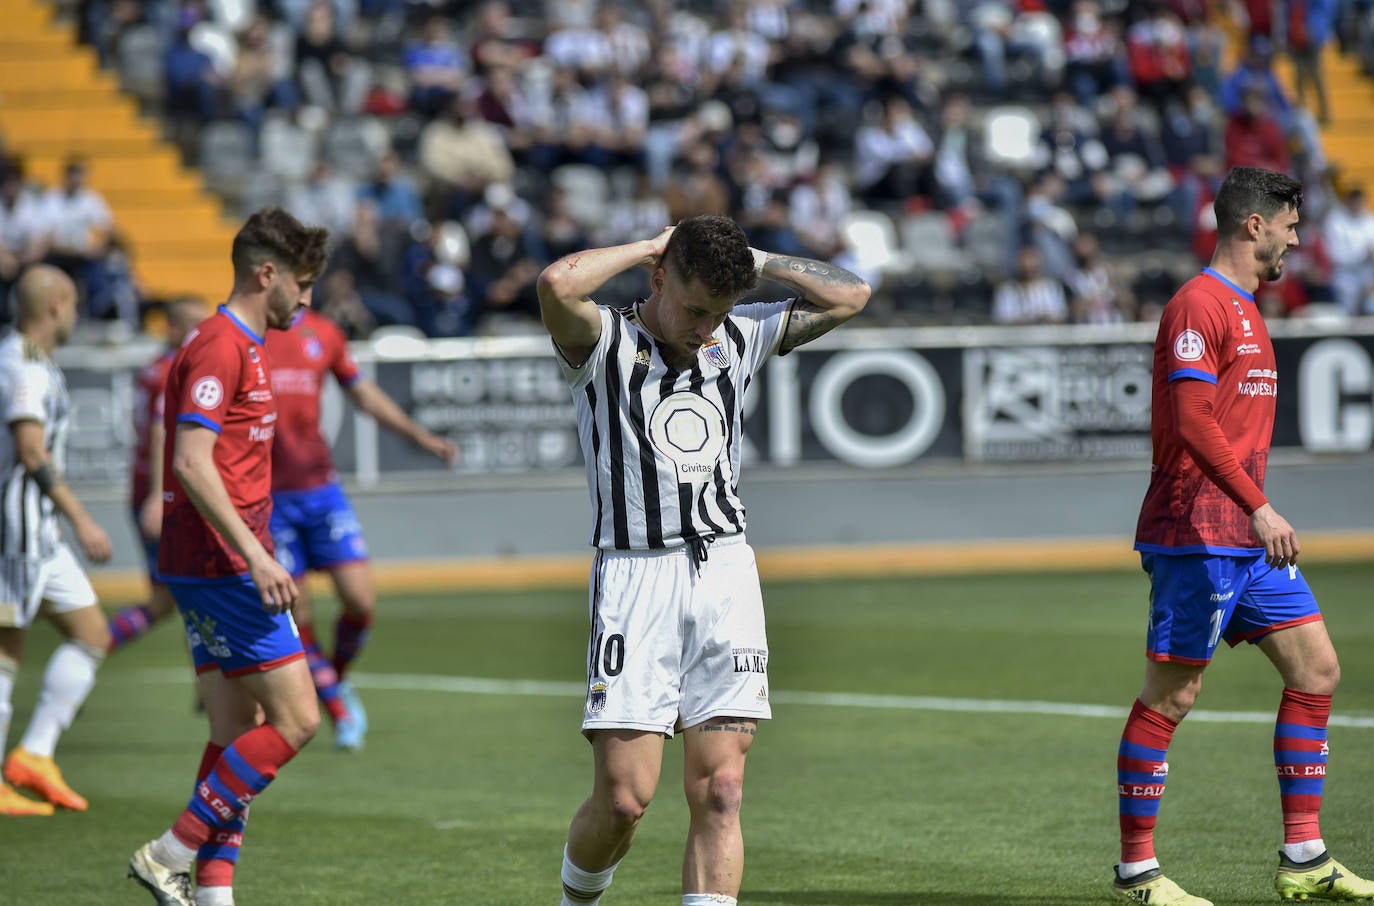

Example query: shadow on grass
[744,893,1104,905]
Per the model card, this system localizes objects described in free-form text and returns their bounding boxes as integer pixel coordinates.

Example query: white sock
[1283,839,1327,863]
[1117,858,1161,880]
[196,887,234,906]
[683,896,738,905]
[19,641,103,758]
[0,653,17,756]
[560,845,619,905]
[150,830,197,873]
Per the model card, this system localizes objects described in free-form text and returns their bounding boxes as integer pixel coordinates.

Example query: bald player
[106,298,212,654]
[0,265,113,816]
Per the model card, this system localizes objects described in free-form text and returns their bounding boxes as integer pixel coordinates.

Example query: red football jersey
[159,308,278,579]
[264,309,361,492]
[130,348,175,509]
[1135,269,1275,554]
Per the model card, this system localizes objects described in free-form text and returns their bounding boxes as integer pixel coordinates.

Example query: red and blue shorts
[1141,552,1323,665]
[269,482,368,579]
[168,576,305,677]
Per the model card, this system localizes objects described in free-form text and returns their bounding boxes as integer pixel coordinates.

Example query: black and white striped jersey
[557,299,793,551]
[0,331,70,559]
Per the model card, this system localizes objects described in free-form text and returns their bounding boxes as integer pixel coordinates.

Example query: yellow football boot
[1276,852,1374,901]
[1113,868,1214,905]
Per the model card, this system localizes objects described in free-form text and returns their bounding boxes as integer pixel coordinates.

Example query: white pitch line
[125,669,1374,729]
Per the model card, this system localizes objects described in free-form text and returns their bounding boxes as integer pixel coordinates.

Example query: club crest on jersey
[1173,329,1205,362]
[248,345,260,363]
[700,338,730,369]
[587,681,608,714]
[1231,296,1245,315]
[304,335,322,359]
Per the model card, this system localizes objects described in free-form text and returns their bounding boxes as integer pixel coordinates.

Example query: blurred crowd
[0,158,140,329]
[5,0,1374,337]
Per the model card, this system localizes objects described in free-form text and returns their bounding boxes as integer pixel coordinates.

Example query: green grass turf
[2,563,1373,905]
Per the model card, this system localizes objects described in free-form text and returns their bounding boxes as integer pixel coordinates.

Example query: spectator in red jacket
[1224,86,1291,173]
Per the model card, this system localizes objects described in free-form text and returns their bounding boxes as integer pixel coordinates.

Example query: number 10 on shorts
[589,632,626,678]
[1208,608,1225,650]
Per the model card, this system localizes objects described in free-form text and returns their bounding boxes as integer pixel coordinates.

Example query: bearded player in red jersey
[129,208,328,906]
[1112,168,1374,905]
[264,307,455,751]
[106,298,210,654]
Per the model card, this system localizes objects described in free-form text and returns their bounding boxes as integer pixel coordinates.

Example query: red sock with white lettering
[1117,699,1177,876]
[191,741,241,899]
[169,725,297,854]
[1276,688,1330,862]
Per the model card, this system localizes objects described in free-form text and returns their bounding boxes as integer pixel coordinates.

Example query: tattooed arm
[537,227,674,366]
[758,253,871,354]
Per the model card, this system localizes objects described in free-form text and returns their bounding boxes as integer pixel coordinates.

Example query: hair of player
[662,215,758,299]
[1213,167,1304,235]
[230,207,329,284]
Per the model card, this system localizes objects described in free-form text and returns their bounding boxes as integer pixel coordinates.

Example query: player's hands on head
[76,517,112,564]
[1251,502,1300,569]
[640,226,675,272]
[250,554,300,615]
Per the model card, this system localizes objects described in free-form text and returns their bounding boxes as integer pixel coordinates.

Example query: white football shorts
[581,532,771,737]
[0,543,98,628]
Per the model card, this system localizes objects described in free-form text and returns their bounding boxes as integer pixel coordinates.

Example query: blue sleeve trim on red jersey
[177,413,223,434]
[1167,368,1217,384]
[340,372,363,388]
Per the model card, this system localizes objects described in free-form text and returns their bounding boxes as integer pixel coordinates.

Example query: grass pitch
[3,563,1374,905]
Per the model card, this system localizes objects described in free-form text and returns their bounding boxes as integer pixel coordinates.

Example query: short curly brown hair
[662,215,757,298]
[1214,167,1303,234]
[231,207,329,283]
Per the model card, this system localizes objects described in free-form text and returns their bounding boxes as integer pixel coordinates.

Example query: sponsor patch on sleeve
[1173,329,1205,362]
[192,376,224,409]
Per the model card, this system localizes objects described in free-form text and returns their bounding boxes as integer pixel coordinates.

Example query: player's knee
[1152,682,1201,721]
[271,696,322,748]
[1299,654,1340,695]
[693,768,745,821]
[600,785,653,831]
[342,592,375,617]
[1166,687,1199,719]
[148,589,177,619]
[294,708,322,746]
[72,617,112,655]
[276,714,320,750]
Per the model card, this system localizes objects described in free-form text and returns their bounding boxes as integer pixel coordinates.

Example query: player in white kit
[539,215,870,905]
[0,265,113,816]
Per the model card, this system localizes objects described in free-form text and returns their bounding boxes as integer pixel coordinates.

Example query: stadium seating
[0,0,237,301]
[840,210,915,280]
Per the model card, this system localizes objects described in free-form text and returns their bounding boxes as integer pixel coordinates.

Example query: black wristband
[29,462,57,496]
